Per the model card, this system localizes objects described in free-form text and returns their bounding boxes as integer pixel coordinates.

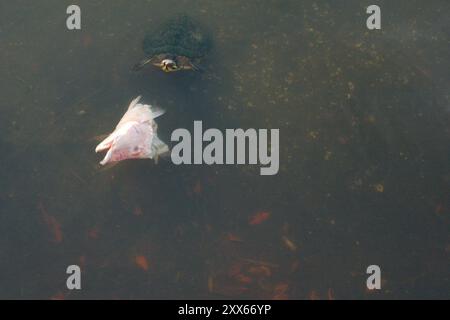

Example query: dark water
[0,0,449,299]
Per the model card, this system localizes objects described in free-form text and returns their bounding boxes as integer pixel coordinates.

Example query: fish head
[95,121,154,165]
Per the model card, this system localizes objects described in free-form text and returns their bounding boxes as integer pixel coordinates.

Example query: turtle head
[160,59,179,72]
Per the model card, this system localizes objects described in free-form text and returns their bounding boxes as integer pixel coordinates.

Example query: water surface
[0,0,449,299]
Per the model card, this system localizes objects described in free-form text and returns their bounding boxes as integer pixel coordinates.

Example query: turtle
[132,15,212,73]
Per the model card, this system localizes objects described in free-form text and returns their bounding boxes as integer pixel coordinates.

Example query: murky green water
[0,0,449,299]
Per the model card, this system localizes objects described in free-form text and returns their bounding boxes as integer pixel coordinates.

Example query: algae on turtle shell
[142,15,212,59]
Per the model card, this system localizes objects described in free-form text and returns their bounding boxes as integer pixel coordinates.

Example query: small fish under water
[95,96,169,165]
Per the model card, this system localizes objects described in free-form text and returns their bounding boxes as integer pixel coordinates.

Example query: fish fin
[99,147,113,165]
[149,105,165,119]
[148,135,169,162]
[127,95,142,110]
[91,133,110,142]
[95,132,116,153]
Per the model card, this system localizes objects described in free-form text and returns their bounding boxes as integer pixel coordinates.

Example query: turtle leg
[186,62,199,71]
[132,56,156,71]
[177,56,204,72]
[184,61,206,73]
[190,62,205,72]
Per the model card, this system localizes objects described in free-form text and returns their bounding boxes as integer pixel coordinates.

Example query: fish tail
[149,135,170,163]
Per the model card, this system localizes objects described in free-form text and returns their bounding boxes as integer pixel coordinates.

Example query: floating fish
[95,96,169,165]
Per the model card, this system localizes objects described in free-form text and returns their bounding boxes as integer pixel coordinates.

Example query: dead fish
[95,96,169,165]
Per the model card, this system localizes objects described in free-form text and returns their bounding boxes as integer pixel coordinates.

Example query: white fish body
[95,96,169,165]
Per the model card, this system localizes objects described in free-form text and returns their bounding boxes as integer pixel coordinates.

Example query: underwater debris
[208,275,214,292]
[135,255,149,271]
[81,34,93,48]
[290,260,300,273]
[133,206,143,216]
[308,290,320,300]
[282,236,297,252]
[225,233,243,242]
[69,169,87,184]
[248,265,271,277]
[239,258,278,268]
[324,150,333,160]
[327,288,335,300]
[193,180,203,195]
[273,283,289,300]
[50,292,66,300]
[235,273,252,284]
[435,203,445,215]
[38,201,63,244]
[87,227,99,240]
[79,255,87,271]
[249,211,271,225]
[374,183,384,193]
[308,130,319,140]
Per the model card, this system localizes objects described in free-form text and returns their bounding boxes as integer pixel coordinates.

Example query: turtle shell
[142,15,212,59]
